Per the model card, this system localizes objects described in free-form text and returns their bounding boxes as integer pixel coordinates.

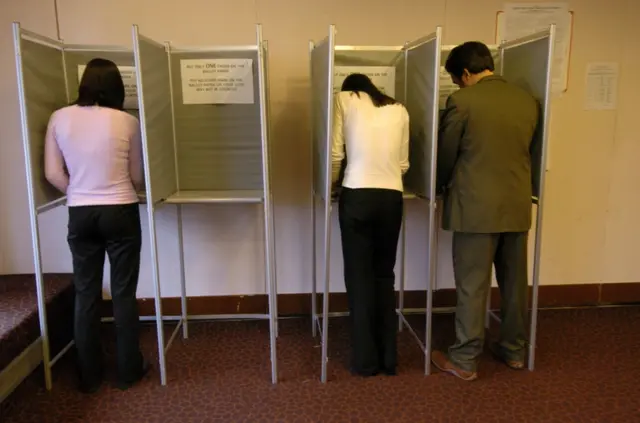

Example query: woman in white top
[331,73,410,376]
[44,58,148,393]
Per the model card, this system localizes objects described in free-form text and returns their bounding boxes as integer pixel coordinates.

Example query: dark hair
[75,58,125,110]
[445,41,495,80]
[341,73,397,107]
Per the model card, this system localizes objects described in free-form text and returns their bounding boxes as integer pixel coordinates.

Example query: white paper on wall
[333,66,396,98]
[180,58,254,105]
[78,65,138,110]
[584,62,619,111]
[498,2,572,94]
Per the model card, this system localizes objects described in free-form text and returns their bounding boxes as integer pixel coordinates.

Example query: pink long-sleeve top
[44,105,144,207]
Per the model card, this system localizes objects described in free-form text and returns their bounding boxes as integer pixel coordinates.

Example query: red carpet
[2,307,639,422]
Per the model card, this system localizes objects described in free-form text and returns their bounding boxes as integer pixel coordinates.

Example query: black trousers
[67,203,143,384]
[338,187,403,374]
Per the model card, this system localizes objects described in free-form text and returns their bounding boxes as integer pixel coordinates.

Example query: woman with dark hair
[44,58,148,393]
[332,73,410,376]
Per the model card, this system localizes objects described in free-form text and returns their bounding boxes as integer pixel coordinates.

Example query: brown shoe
[489,342,525,370]
[431,350,478,381]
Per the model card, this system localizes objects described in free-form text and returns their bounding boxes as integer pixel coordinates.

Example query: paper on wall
[333,66,396,98]
[498,2,572,94]
[180,58,254,105]
[584,62,619,111]
[78,65,138,110]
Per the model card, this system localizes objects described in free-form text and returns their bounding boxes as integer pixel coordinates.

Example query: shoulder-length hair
[75,58,125,110]
[340,73,397,107]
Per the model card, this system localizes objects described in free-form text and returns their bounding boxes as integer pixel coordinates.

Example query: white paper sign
[499,2,572,94]
[439,66,459,109]
[180,58,254,105]
[584,62,619,111]
[333,66,396,98]
[78,65,138,110]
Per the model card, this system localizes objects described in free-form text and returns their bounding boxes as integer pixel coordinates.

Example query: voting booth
[11,22,137,392]
[131,24,278,385]
[309,25,443,382]
[432,28,555,373]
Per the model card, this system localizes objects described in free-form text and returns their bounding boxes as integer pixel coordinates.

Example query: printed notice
[584,62,619,111]
[333,66,396,98]
[180,58,254,105]
[78,65,138,110]
[499,2,572,94]
[439,66,459,109]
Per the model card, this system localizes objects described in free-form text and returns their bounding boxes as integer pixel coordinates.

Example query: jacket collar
[476,74,505,84]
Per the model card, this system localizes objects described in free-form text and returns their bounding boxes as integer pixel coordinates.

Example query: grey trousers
[448,232,529,372]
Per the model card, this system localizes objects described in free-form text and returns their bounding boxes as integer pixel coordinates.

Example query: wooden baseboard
[100,283,640,317]
[0,338,42,403]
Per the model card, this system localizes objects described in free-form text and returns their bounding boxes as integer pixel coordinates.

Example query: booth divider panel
[170,50,263,192]
[20,38,68,208]
[501,36,551,198]
[64,50,138,118]
[310,38,332,201]
[333,50,402,96]
[262,45,273,167]
[404,39,438,199]
[137,36,178,203]
[394,52,406,104]
[334,50,401,67]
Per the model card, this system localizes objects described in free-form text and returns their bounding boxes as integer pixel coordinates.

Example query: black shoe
[78,382,102,395]
[350,367,379,377]
[382,367,397,376]
[116,360,151,391]
[78,370,103,394]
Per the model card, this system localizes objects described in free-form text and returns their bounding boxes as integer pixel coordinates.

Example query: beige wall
[0,0,638,297]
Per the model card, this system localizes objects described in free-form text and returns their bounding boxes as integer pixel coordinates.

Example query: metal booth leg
[424,199,437,375]
[320,201,332,383]
[176,204,188,339]
[312,193,318,337]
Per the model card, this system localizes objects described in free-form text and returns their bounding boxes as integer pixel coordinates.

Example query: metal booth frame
[309,25,443,383]
[131,24,278,386]
[9,22,136,395]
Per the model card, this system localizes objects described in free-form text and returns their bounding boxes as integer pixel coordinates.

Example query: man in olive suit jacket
[431,41,540,381]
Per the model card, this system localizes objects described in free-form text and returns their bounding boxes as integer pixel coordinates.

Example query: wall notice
[78,65,138,110]
[180,58,254,105]
[498,2,572,94]
[333,66,396,98]
[584,62,619,111]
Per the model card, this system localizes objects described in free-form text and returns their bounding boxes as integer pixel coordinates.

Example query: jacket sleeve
[529,101,543,204]
[436,95,467,193]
